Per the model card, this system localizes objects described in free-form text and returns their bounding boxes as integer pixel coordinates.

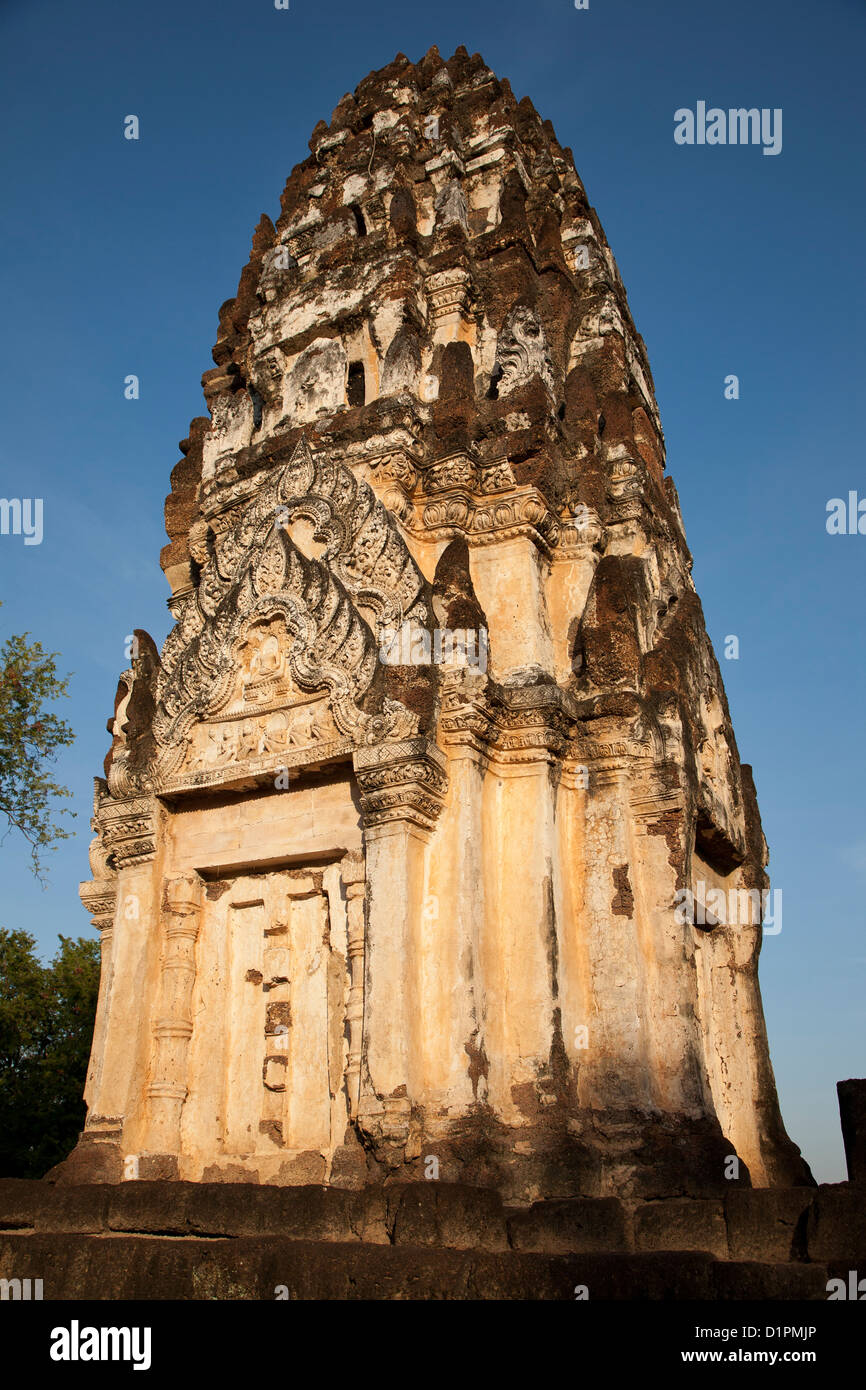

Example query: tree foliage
[0,929,101,1177]
[0,602,75,878]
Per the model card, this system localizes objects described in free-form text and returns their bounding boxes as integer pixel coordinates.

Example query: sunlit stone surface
[71,46,810,1201]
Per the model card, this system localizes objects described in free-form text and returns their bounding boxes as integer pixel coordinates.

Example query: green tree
[0,929,101,1177]
[0,601,75,879]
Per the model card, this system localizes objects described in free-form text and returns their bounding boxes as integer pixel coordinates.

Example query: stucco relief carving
[494,304,556,399]
[78,779,119,931]
[203,390,255,481]
[110,437,430,793]
[285,338,347,420]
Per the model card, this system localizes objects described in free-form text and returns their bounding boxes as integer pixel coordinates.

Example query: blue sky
[0,0,863,1182]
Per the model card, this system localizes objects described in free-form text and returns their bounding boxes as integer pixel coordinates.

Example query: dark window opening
[557,402,566,421]
[567,618,583,675]
[347,361,366,408]
[248,386,264,431]
[695,812,744,877]
[598,412,606,436]
[349,203,367,237]
[487,362,503,400]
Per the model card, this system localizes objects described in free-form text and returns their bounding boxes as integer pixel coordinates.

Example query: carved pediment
[109,437,432,795]
[175,613,344,786]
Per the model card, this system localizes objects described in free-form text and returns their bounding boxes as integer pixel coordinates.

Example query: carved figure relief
[494,304,556,399]
[286,338,348,421]
[123,436,430,791]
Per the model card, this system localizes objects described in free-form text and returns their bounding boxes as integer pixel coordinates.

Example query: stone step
[1,1179,863,1267]
[0,1232,830,1301]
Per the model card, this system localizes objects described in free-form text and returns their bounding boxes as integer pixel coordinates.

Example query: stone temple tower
[73,46,810,1202]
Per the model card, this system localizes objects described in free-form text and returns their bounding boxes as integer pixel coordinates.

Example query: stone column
[469,536,554,683]
[555,757,594,1097]
[261,893,291,1147]
[78,824,119,1122]
[838,1080,866,1184]
[65,790,157,1182]
[579,752,654,1113]
[144,873,202,1172]
[480,709,565,1125]
[430,670,492,1115]
[352,737,447,1160]
[340,854,366,1118]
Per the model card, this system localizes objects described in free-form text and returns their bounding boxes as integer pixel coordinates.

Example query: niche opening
[347,361,366,408]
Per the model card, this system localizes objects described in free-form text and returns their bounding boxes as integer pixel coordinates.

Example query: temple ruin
[72,45,811,1203]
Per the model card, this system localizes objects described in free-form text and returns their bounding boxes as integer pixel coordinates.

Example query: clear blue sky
[0,0,863,1183]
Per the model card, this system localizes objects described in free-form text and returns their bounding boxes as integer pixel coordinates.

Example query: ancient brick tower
[73,46,810,1200]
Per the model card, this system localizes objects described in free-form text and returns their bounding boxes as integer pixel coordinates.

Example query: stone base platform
[1,1180,863,1300]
